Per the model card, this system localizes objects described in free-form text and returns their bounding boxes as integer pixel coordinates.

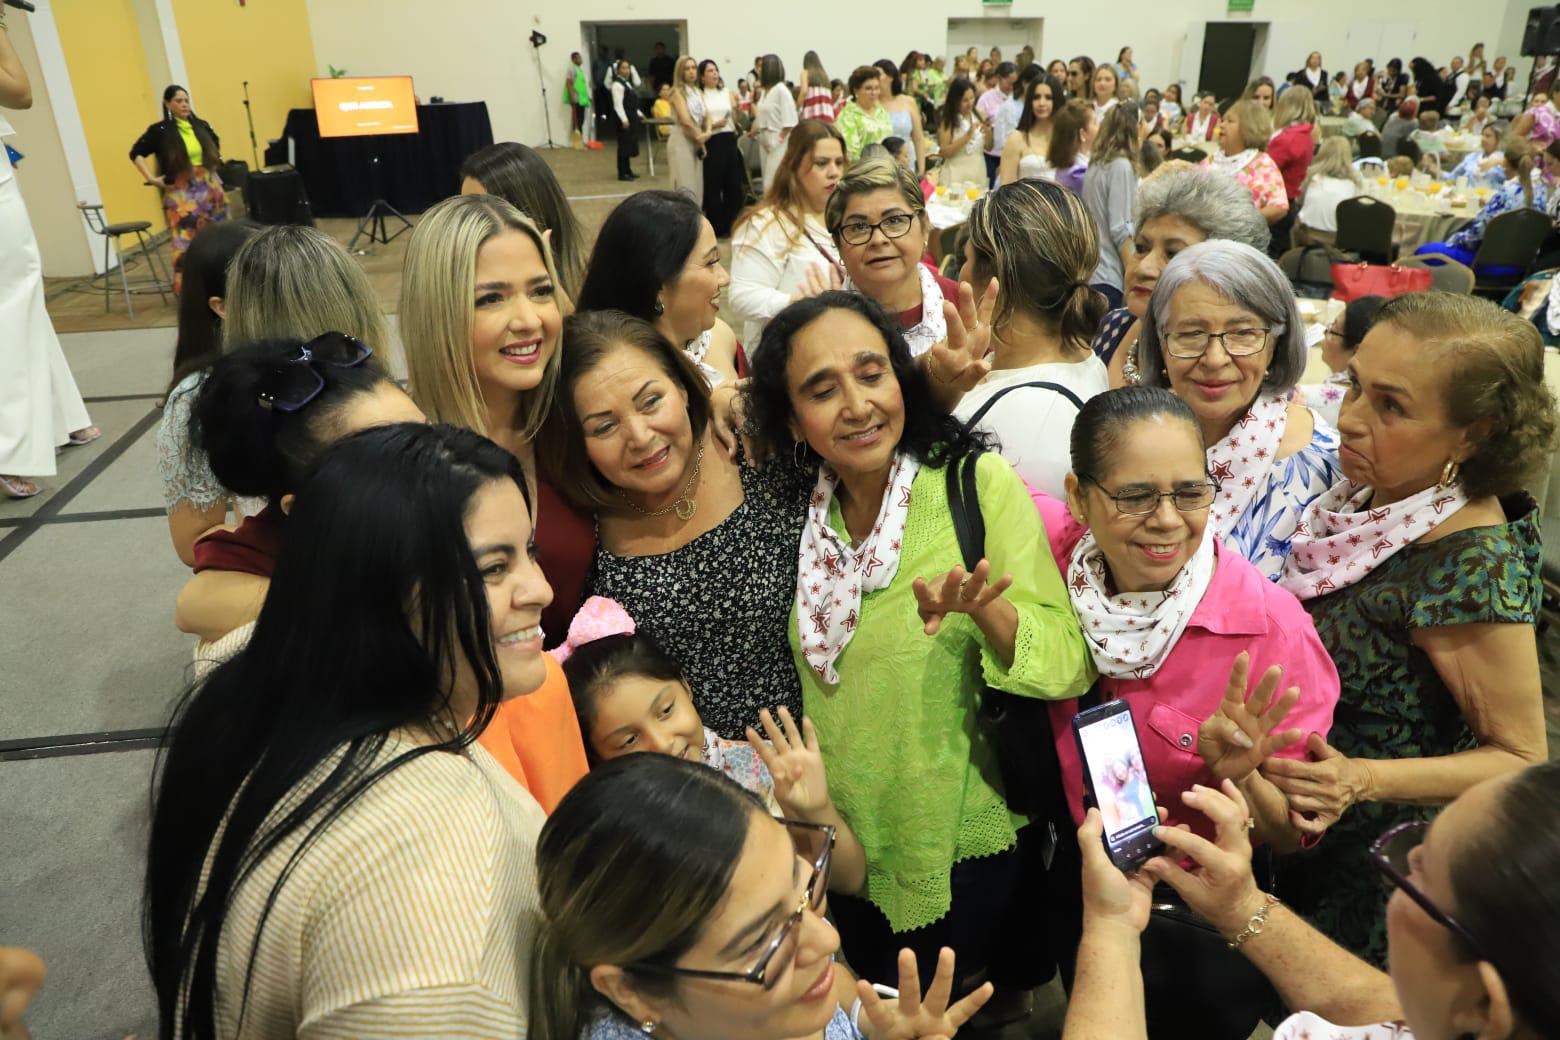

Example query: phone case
[1072,700,1165,872]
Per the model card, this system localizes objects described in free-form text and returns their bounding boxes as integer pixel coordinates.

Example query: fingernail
[1232,731,1255,749]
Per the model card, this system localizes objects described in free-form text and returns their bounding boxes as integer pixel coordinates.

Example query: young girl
[554,596,866,894]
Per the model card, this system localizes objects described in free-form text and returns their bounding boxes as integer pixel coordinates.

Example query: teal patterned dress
[1277,495,1543,966]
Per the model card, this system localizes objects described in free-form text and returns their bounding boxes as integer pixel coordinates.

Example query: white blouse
[702,88,735,135]
[729,210,840,348]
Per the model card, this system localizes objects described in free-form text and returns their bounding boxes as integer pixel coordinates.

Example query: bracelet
[1226,892,1280,950]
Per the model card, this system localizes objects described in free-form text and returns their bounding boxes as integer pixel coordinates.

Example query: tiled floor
[6,146,1558,1040]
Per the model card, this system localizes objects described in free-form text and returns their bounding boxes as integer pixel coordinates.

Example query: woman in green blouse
[744,290,1093,1014]
[835,66,893,161]
[130,84,228,290]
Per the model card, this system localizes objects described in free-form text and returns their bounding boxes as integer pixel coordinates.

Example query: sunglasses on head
[256,332,374,413]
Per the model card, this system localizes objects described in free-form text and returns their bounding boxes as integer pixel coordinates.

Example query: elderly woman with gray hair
[1134,239,1342,580]
[1092,167,1271,388]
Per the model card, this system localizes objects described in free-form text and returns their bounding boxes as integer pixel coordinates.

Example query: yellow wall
[52,0,163,232]
[171,0,317,171]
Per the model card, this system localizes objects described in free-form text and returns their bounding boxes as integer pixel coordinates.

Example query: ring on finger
[957,575,974,596]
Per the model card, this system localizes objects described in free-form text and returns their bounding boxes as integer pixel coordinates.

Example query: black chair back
[1334,195,1396,264]
[1472,207,1553,269]
[1171,146,1207,164]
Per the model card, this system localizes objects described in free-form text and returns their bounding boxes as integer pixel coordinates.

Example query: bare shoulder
[710,317,738,349]
[1276,401,1317,458]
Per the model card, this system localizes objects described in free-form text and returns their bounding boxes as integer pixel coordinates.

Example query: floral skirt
[162,165,228,292]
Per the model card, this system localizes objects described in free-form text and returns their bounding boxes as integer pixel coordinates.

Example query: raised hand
[923,279,997,405]
[1197,651,1304,783]
[746,706,831,818]
[1140,780,1267,937]
[794,262,845,301]
[910,558,1013,637]
[855,947,992,1040]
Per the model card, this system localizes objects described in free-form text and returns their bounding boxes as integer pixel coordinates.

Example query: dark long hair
[530,754,765,1039]
[873,58,903,97]
[940,77,977,133]
[459,141,587,296]
[156,84,221,180]
[143,423,530,1040]
[1016,74,1065,137]
[168,220,261,393]
[191,338,401,504]
[576,191,703,324]
[744,291,988,470]
[562,630,687,764]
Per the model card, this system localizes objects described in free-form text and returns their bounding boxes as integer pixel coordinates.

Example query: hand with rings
[910,558,1013,636]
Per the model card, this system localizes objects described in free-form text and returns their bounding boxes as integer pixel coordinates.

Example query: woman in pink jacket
[1032,385,1339,1040]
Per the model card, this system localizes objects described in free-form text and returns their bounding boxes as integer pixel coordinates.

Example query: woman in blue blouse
[1417,135,1546,271]
[1441,124,1506,190]
[1134,240,1341,580]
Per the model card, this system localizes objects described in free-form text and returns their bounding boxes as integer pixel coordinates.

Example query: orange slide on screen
[311,77,420,138]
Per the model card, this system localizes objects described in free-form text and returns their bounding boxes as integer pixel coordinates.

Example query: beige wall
[4,14,92,277]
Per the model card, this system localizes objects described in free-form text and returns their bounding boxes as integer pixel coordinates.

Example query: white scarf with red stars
[1279,478,1469,600]
[796,452,921,684]
[1206,391,1289,543]
[1065,525,1216,679]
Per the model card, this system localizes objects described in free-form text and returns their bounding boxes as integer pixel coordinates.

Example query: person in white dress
[0,15,96,499]
[953,179,1109,497]
[1060,763,1560,1040]
[729,121,846,348]
[936,77,991,188]
[998,74,1060,185]
[751,54,798,190]
[667,56,708,206]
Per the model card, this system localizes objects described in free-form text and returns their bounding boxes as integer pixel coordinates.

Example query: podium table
[279,101,494,218]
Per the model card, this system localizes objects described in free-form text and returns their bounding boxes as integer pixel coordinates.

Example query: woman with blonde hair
[1295,136,1362,245]
[954,178,1109,496]
[668,55,709,205]
[730,121,847,346]
[1080,101,1141,307]
[157,224,385,565]
[1268,85,1318,243]
[1204,100,1288,225]
[397,191,592,805]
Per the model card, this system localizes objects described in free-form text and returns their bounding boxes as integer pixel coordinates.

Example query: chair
[1396,255,1474,293]
[1421,208,1554,298]
[1277,245,1337,297]
[76,203,173,318]
[1334,196,1397,265]
[1171,146,1207,164]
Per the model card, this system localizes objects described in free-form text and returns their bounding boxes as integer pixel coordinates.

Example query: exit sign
[1228,0,1254,10]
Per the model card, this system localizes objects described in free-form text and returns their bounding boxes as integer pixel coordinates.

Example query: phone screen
[1076,705,1160,865]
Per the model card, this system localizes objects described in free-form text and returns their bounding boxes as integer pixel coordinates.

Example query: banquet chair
[77,202,173,318]
[1420,208,1554,298]
[1396,255,1474,294]
[1334,196,1397,265]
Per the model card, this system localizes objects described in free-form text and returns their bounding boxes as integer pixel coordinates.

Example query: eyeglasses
[256,332,374,413]
[1082,477,1221,516]
[1369,821,1485,956]
[1164,326,1274,359]
[837,212,920,246]
[624,819,834,989]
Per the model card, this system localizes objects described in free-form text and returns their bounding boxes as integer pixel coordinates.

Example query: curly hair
[743,291,988,469]
[1371,292,1558,499]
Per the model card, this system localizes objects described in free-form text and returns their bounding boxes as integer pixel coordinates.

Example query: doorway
[580,20,686,140]
[1199,23,1258,105]
[944,18,1044,67]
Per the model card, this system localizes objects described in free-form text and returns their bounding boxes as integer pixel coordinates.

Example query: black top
[1287,67,1329,104]
[649,54,677,90]
[129,116,222,180]
[586,456,810,739]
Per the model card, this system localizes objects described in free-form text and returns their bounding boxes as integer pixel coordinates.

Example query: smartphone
[1072,700,1164,872]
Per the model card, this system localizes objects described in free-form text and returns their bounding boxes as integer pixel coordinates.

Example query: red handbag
[1329,261,1433,302]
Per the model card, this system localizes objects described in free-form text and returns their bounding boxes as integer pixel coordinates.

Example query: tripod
[347,153,413,253]
[531,39,558,148]
[241,80,260,169]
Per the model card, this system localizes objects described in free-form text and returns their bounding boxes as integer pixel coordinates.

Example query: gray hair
[1138,239,1308,394]
[1135,169,1271,253]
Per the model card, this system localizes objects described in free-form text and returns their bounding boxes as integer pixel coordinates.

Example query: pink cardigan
[1033,492,1339,843]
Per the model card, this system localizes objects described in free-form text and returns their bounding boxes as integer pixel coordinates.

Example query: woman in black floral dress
[1267,292,1556,965]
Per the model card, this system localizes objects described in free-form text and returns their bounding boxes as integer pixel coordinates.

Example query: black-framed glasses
[1369,821,1485,956]
[1164,326,1274,359]
[1082,476,1221,517]
[625,819,834,989]
[837,212,921,246]
[256,332,374,413]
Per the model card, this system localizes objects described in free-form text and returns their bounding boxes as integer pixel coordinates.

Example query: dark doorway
[1200,24,1257,106]
[583,21,683,142]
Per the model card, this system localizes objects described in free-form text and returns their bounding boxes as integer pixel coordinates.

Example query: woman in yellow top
[130,84,228,291]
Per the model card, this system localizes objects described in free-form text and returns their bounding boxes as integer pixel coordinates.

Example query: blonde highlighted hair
[1227,100,1274,152]
[824,155,924,238]
[223,226,387,358]
[398,194,562,442]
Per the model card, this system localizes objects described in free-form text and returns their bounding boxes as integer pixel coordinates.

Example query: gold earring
[640,1022,656,1035]
[653,298,665,316]
[1438,459,1460,489]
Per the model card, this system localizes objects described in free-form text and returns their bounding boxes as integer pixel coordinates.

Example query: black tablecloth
[278,101,493,218]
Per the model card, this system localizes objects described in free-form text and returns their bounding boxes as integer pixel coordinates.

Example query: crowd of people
[3,11,1560,1040]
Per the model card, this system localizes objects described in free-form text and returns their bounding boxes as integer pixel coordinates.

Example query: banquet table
[1354,181,1475,250]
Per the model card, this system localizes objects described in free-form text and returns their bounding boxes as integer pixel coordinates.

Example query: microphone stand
[531,43,558,149]
[242,80,260,169]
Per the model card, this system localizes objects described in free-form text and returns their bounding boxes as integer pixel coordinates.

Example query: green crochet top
[792,453,1094,932]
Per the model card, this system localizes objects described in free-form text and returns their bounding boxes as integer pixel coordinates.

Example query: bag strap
[944,452,986,571]
[963,380,1086,430]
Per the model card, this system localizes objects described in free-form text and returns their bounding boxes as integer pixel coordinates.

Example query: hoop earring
[1438,459,1460,489]
[793,441,808,468]
[653,298,665,316]
[640,1022,657,1035]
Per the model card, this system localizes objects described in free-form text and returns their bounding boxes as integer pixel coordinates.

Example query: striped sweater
[205,738,545,1038]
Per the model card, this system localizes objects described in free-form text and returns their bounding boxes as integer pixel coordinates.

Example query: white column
[27,0,104,275]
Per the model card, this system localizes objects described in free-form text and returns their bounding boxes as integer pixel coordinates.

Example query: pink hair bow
[547,596,637,664]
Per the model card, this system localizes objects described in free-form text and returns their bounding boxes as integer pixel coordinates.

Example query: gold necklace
[619,443,704,521]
